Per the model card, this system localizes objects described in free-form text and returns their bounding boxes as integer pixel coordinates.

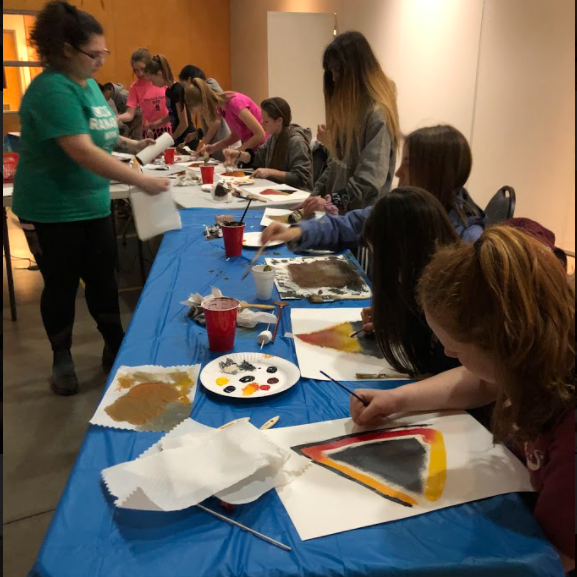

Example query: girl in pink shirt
[184,79,266,158]
[116,48,171,139]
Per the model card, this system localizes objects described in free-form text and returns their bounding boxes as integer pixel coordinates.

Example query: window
[3,10,42,116]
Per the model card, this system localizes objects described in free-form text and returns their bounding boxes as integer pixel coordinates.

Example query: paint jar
[164,147,176,165]
[202,297,240,352]
[221,222,246,257]
[200,165,215,184]
[252,265,276,301]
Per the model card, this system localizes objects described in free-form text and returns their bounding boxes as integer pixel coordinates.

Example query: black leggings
[22,216,124,353]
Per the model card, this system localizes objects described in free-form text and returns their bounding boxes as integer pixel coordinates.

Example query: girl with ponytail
[184,79,266,160]
[350,227,575,571]
[117,48,171,139]
[144,54,195,146]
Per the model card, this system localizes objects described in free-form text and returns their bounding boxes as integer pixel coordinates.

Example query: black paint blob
[223,386,236,394]
[239,376,256,383]
[266,366,278,374]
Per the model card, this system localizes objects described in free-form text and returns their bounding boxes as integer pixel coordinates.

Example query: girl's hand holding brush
[260,222,302,246]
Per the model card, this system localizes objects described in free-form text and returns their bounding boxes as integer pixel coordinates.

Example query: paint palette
[243,232,284,248]
[201,353,300,399]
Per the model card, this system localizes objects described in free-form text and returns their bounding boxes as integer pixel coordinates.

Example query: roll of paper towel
[135,132,174,166]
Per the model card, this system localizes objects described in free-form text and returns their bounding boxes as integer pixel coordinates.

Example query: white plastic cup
[252,265,276,301]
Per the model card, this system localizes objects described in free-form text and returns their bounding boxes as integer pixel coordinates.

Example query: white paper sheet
[266,254,371,301]
[290,308,400,381]
[90,365,199,431]
[264,412,534,541]
[130,186,182,241]
[240,185,310,204]
[102,420,310,510]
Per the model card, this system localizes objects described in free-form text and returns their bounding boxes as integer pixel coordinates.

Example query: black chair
[485,186,516,225]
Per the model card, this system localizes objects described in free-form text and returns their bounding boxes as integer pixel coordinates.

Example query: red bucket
[3,152,19,184]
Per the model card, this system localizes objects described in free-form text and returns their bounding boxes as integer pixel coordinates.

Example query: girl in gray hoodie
[224,97,313,191]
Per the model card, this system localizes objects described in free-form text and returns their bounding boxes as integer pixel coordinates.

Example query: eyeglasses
[73,46,111,62]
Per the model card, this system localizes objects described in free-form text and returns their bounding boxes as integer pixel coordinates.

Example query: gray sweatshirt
[253,125,313,191]
[313,106,396,212]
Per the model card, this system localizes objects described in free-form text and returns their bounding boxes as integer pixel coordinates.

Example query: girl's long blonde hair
[184,78,230,122]
[418,226,575,444]
[323,31,400,160]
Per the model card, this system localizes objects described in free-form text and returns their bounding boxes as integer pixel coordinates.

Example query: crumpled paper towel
[102,420,310,511]
[183,287,277,329]
[174,169,201,187]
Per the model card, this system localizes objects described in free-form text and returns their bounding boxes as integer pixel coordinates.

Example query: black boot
[50,350,79,396]
[102,342,118,373]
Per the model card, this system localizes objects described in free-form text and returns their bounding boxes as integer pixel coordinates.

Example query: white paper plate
[243,232,284,248]
[201,184,215,192]
[201,353,300,399]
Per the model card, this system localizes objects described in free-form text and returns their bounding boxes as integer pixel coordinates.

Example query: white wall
[341,0,484,139]
[468,0,575,252]
[339,0,575,251]
[267,12,335,130]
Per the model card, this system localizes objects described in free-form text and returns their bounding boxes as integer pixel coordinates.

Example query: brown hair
[406,125,477,225]
[130,47,151,67]
[31,1,103,68]
[418,226,575,443]
[363,187,461,376]
[144,54,174,85]
[323,31,400,160]
[261,97,292,170]
[184,78,230,122]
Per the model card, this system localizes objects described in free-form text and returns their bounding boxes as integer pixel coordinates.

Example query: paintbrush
[320,371,369,407]
[260,415,280,430]
[239,198,253,224]
[239,301,276,311]
[241,244,267,281]
[349,328,364,339]
[197,504,291,551]
[356,372,423,380]
[271,301,288,344]
[308,294,368,304]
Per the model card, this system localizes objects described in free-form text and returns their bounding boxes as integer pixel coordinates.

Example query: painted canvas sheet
[291,308,401,381]
[266,255,371,301]
[260,208,323,229]
[90,365,200,432]
[240,184,311,203]
[264,412,534,541]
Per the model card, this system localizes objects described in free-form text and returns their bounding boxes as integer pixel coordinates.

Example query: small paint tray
[200,353,300,399]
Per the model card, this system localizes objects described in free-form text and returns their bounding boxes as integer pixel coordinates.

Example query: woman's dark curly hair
[31,1,103,68]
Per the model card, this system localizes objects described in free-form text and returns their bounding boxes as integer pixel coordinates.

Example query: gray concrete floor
[3,207,158,577]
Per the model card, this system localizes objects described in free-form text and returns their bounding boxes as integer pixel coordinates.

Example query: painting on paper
[266,255,371,301]
[291,308,401,381]
[264,412,534,541]
[90,365,200,432]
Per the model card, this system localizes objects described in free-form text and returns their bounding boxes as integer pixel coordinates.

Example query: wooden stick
[197,504,292,551]
[218,417,251,430]
[239,302,276,311]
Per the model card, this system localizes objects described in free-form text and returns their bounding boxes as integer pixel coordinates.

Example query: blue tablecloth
[29,208,565,577]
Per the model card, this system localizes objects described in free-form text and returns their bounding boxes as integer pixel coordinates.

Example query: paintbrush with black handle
[320,371,368,407]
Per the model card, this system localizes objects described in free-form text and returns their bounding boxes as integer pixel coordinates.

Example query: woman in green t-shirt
[13,1,170,396]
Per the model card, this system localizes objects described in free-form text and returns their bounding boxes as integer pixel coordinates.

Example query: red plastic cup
[221,222,246,257]
[202,297,240,352]
[200,165,215,184]
[164,147,175,165]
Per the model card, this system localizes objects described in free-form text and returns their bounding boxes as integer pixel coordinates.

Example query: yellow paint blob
[242,383,259,396]
[216,377,230,387]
